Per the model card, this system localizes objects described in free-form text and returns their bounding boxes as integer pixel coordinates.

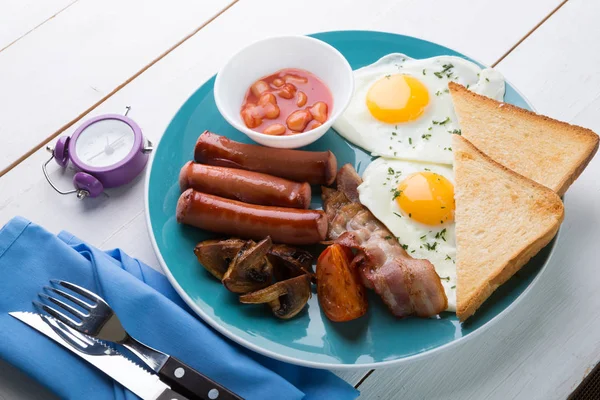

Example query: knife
[10,312,190,400]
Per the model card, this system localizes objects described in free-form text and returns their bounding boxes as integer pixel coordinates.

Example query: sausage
[176,189,327,245]
[179,162,312,209]
[194,131,337,185]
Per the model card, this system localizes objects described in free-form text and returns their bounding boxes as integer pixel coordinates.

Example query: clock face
[74,119,136,168]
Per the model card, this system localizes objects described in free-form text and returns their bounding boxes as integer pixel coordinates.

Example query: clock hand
[87,134,128,162]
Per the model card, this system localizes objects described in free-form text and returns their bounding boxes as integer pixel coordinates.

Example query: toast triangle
[449,82,598,196]
[453,135,564,321]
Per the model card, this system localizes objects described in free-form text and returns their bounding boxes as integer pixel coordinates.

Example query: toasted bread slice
[449,82,598,196]
[453,135,564,321]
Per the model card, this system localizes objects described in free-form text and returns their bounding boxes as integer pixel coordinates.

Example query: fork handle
[159,356,244,400]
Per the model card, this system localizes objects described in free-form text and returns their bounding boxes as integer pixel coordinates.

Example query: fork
[34,280,243,400]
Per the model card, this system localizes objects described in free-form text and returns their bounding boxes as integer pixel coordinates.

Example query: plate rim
[144,30,559,370]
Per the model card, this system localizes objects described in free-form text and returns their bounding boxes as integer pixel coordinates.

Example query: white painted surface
[0,0,592,398]
[0,0,561,174]
[0,0,236,174]
[0,0,74,50]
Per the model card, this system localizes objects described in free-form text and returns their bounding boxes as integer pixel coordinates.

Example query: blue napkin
[0,217,358,400]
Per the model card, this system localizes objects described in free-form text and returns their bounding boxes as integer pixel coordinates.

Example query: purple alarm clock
[43,107,152,199]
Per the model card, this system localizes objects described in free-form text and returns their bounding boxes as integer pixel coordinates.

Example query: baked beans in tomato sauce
[241,68,333,136]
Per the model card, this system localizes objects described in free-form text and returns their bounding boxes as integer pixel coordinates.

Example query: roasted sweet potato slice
[316,244,368,322]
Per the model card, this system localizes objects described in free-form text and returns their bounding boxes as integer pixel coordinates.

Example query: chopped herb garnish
[393,151,397,156]
[391,131,397,136]
[420,234,427,240]
[435,90,442,96]
[466,84,470,89]
[428,126,433,131]
[448,129,462,135]
[424,242,438,251]
[411,250,416,253]
[433,117,451,125]
[440,276,451,281]
[394,212,403,218]
[385,75,391,79]
[424,168,431,171]
[422,133,431,140]
[445,255,452,261]
[392,189,402,200]
[444,88,449,93]
[434,71,443,79]
[485,77,490,82]
[388,167,395,175]
[451,285,456,289]
[384,235,392,240]
[422,69,426,75]
[401,244,408,250]
[435,228,447,242]
[408,137,413,145]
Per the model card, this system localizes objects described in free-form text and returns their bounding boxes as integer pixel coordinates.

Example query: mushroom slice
[239,274,311,319]
[268,244,315,282]
[222,237,273,294]
[194,238,246,280]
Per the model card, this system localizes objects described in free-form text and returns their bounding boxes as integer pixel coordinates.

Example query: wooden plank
[0,0,566,397]
[0,0,562,176]
[0,0,237,175]
[360,1,600,399]
[0,0,75,51]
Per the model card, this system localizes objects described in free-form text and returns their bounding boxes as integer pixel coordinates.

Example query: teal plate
[146,31,557,369]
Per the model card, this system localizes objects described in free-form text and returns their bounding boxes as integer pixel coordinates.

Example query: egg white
[358,157,457,311]
[333,53,505,165]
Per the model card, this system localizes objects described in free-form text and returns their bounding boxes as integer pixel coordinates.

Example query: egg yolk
[366,74,429,123]
[396,172,455,226]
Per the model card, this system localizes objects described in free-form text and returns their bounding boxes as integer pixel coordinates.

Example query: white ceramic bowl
[214,35,354,149]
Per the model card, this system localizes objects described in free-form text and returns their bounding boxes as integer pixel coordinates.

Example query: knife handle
[157,388,190,400]
[159,356,244,400]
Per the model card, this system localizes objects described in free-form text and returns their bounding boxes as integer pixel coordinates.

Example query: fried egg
[358,157,458,311]
[333,54,505,165]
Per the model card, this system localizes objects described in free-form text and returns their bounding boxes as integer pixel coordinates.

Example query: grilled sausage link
[179,162,311,209]
[194,131,337,185]
[176,189,327,245]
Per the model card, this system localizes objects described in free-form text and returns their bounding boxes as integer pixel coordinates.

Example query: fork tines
[34,280,98,331]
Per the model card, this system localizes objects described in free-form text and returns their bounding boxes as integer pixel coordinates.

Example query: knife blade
[10,312,189,400]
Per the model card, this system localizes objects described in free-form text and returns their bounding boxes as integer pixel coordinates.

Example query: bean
[272,78,284,87]
[242,106,263,128]
[263,103,280,119]
[296,91,307,107]
[286,109,313,132]
[251,80,270,97]
[263,124,286,135]
[284,74,308,84]
[304,120,322,132]
[309,102,328,123]
[258,92,277,105]
[278,83,297,99]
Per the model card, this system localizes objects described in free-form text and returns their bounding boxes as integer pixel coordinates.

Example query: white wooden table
[1,0,598,398]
